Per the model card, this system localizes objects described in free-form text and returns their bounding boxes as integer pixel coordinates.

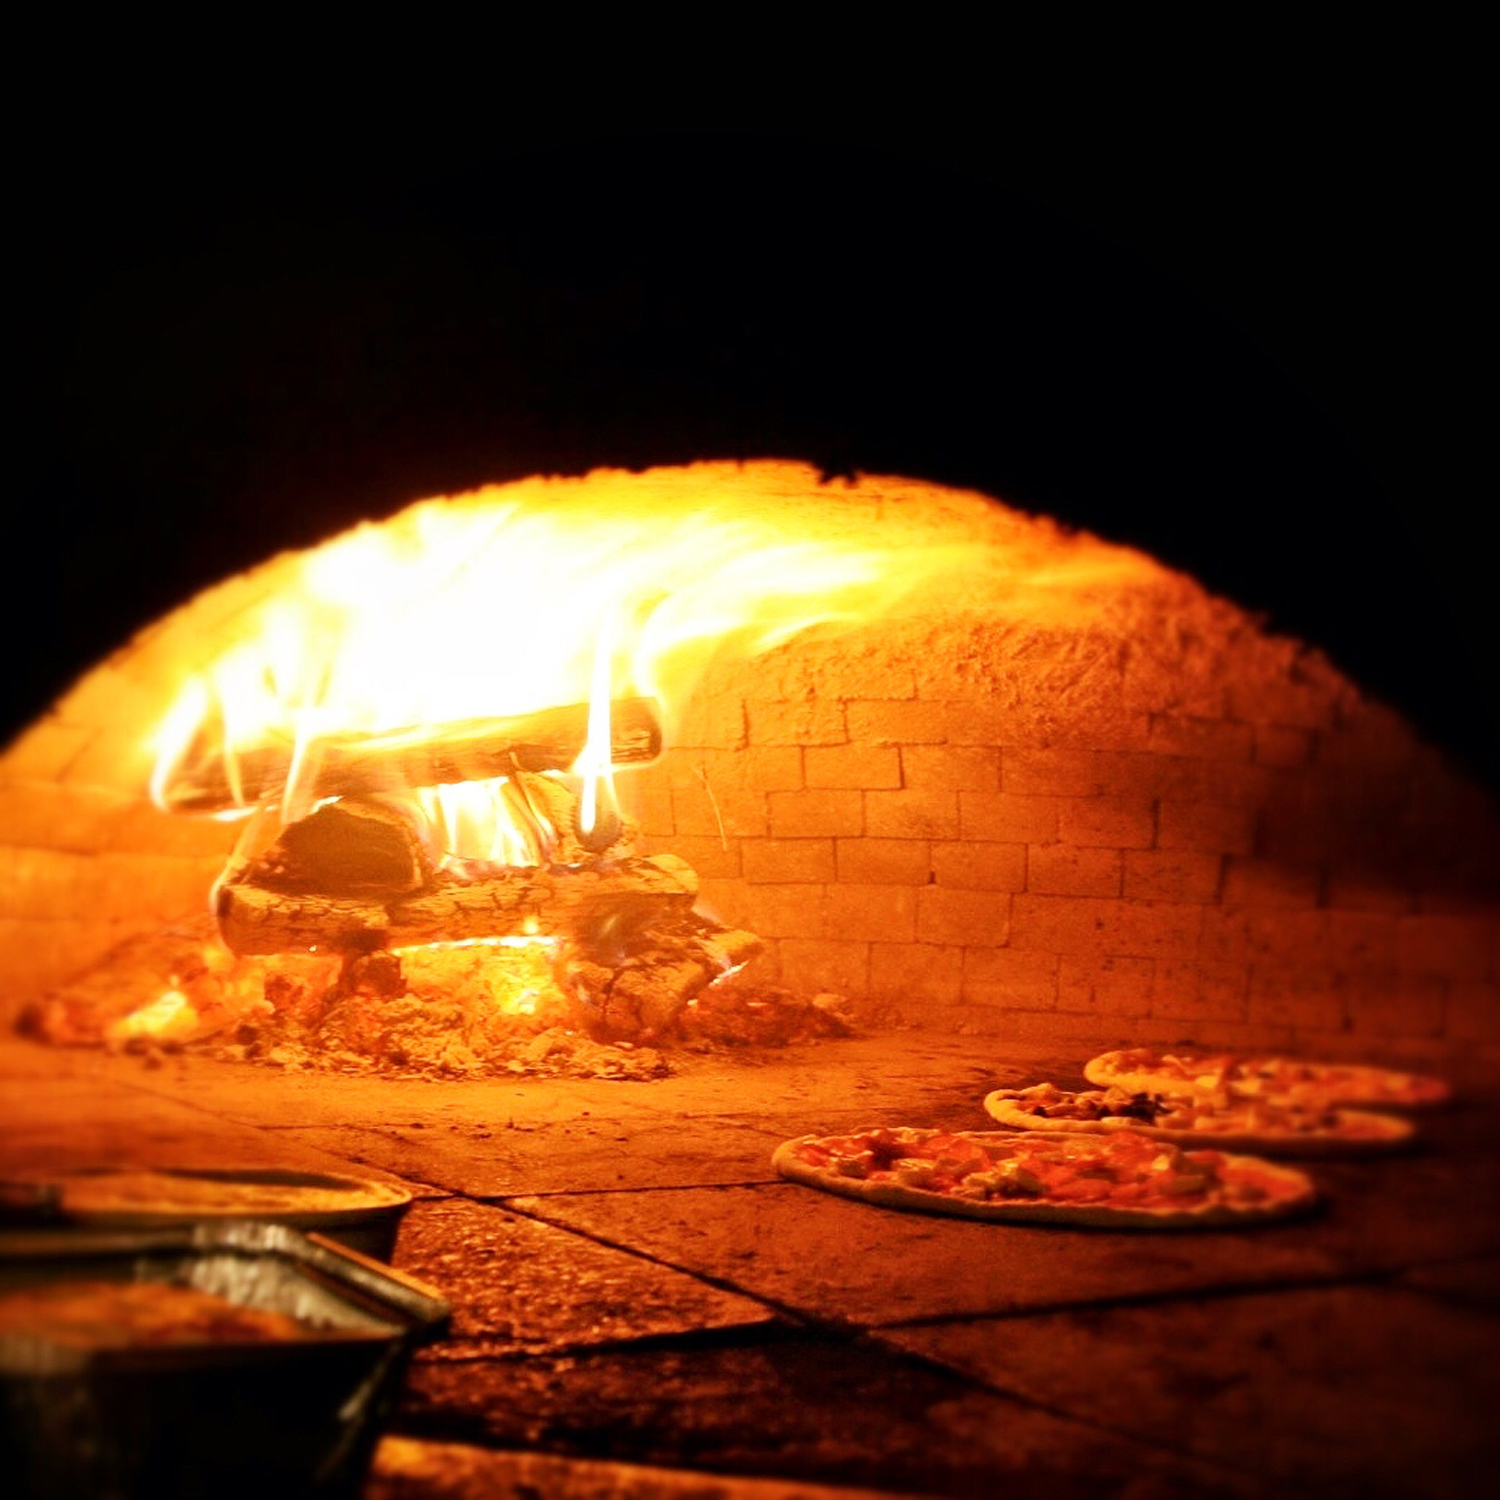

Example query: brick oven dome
[3,460,1497,1064]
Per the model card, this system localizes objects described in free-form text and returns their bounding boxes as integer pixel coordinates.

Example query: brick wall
[3,462,1497,1064]
[618,592,1500,1066]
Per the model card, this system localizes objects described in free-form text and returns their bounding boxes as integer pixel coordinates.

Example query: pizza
[983,1081,1414,1156]
[1084,1048,1452,1109]
[772,1125,1317,1229]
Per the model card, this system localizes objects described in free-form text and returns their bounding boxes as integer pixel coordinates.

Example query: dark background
[11,126,1493,790]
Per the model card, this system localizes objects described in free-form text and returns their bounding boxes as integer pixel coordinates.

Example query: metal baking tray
[49,1165,416,1261]
[0,1219,450,1499]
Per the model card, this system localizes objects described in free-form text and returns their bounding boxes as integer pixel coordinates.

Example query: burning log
[562,924,764,1041]
[247,798,434,895]
[217,852,700,956]
[159,696,663,815]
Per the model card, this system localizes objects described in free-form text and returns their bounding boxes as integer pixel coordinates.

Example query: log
[160,696,664,815]
[216,852,699,956]
[563,924,764,1041]
[214,888,392,957]
[246,798,433,895]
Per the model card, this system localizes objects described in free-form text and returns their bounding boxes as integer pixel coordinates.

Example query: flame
[105,988,199,1046]
[148,471,971,861]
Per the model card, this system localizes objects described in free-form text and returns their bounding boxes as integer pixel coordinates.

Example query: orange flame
[148,471,973,863]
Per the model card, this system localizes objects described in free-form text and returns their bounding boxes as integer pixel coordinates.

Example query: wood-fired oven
[4,133,1497,1498]
[3,460,1496,1073]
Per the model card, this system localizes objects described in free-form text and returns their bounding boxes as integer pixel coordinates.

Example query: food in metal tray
[56,1168,410,1218]
[0,1279,327,1350]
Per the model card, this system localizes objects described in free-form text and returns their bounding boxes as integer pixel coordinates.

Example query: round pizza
[982,1081,1414,1156]
[55,1168,412,1225]
[1083,1047,1452,1110]
[772,1125,1317,1230]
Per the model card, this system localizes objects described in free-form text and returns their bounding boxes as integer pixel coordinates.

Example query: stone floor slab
[505,1182,1351,1327]
[0,1072,431,1194]
[278,1116,791,1197]
[1396,1253,1500,1311]
[3,1032,1496,1500]
[393,1329,1257,1500]
[504,1104,1500,1327]
[876,1283,1500,1500]
[393,1198,777,1358]
[0,1032,1062,1137]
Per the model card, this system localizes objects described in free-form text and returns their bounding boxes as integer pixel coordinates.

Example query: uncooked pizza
[772,1125,1317,1229]
[1084,1048,1452,1109]
[983,1081,1414,1156]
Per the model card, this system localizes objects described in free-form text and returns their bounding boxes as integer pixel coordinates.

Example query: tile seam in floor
[851,1328,1268,1493]
[494,1194,867,1338]
[866,1265,1409,1330]
[417,1320,817,1366]
[483,1181,1498,1335]
[475,1176,781,1197]
[393,1325,1265,1498]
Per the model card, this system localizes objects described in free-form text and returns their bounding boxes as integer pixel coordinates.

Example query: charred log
[216,852,700,957]
[160,696,663,815]
[246,798,433,894]
[560,920,763,1042]
[213,887,391,957]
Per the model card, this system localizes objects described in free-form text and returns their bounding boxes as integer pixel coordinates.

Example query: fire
[104,988,198,1046]
[32,462,1187,1071]
[148,471,971,865]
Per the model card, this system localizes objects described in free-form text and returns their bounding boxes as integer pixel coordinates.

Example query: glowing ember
[104,989,198,1046]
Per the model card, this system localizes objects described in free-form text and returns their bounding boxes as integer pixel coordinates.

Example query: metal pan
[0,1220,449,1499]
[49,1166,416,1260]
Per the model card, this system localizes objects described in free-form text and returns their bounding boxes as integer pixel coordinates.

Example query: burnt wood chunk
[216,852,700,956]
[252,798,432,895]
[563,922,764,1041]
[160,696,664,814]
[213,887,392,956]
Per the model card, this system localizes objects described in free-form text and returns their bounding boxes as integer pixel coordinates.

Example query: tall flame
[148,471,973,863]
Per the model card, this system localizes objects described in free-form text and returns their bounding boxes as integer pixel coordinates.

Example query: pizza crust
[771,1128,1318,1230]
[56,1168,412,1223]
[1084,1048,1452,1109]
[982,1087,1414,1157]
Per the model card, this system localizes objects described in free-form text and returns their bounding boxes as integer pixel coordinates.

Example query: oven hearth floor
[3,1028,1498,1499]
